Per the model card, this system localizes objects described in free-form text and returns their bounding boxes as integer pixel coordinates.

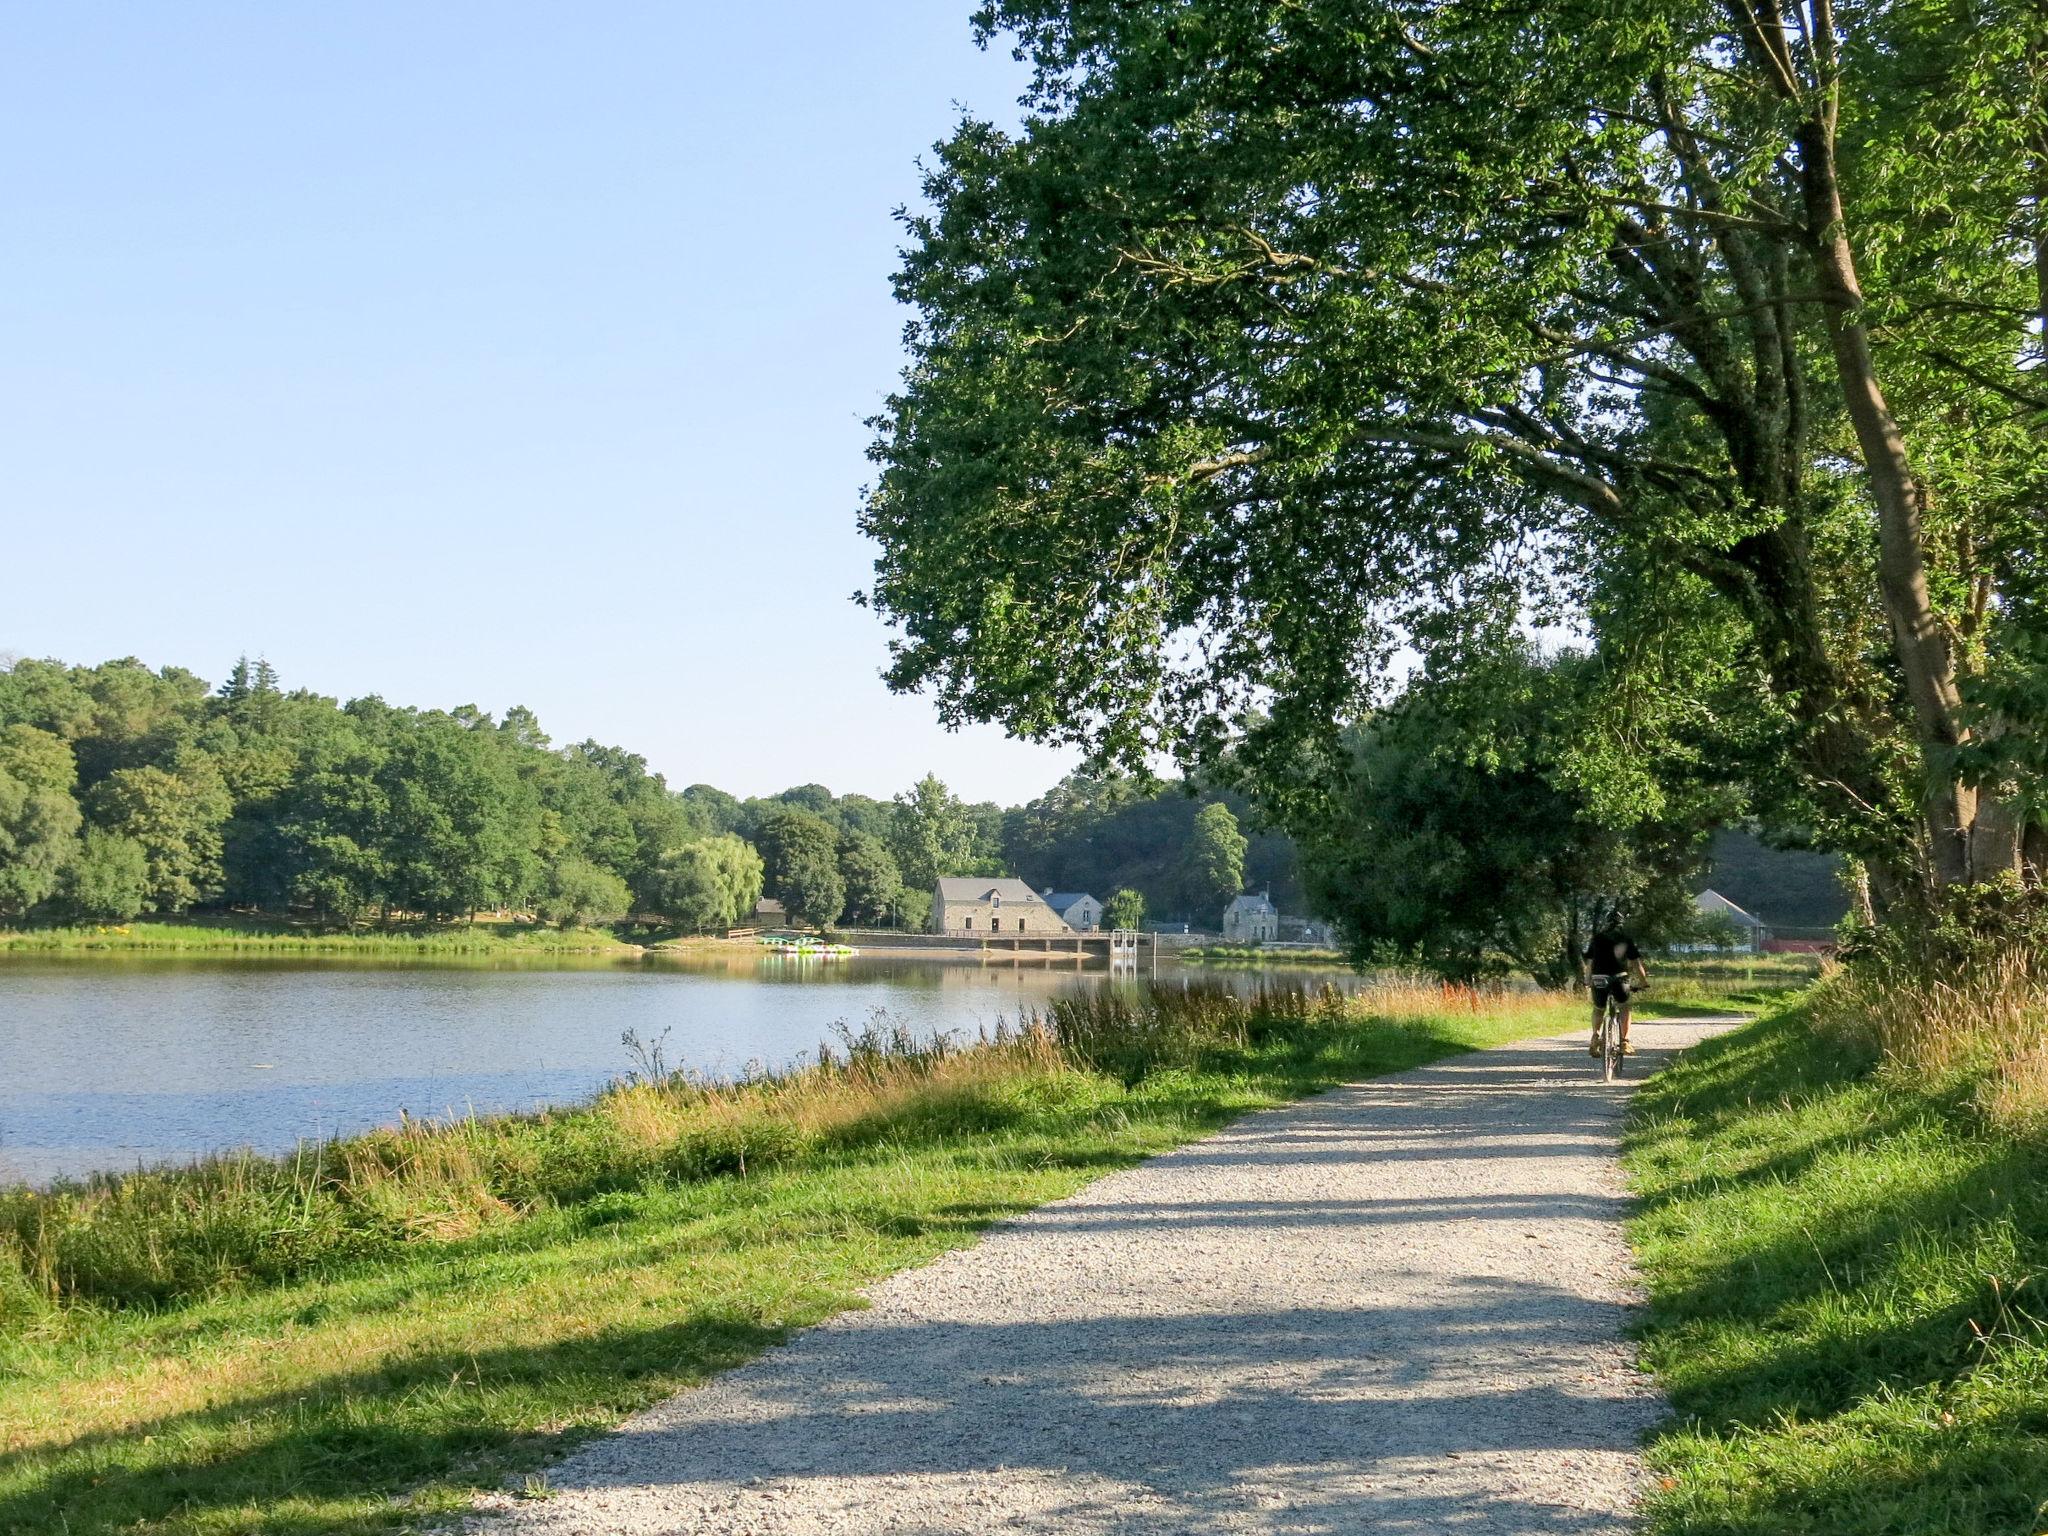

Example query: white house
[1691,889,1770,952]
[1221,891,1280,943]
[1042,891,1102,931]
[932,878,1072,936]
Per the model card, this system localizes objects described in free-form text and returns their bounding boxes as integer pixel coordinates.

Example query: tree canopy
[863,0,2048,906]
[1302,644,1727,979]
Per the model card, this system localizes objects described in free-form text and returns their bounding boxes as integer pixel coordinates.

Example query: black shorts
[1591,974,1631,1008]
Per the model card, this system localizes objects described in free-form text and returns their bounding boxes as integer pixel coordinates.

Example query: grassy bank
[2,980,1577,1536]
[1643,952,1826,1012]
[0,918,639,956]
[1626,996,2048,1533]
[1180,943,1351,965]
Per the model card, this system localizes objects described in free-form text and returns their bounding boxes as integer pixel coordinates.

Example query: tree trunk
[1848,860,1878,928]
[1796,118,1975,888]
[1971,788,2026,882]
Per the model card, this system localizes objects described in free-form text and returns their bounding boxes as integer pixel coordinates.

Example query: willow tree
[862,0,2046,904]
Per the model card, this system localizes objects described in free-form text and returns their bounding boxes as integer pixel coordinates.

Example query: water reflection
[0,951,1359,1187]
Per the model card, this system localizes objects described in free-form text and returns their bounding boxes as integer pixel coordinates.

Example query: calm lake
[0,952,1353,1187]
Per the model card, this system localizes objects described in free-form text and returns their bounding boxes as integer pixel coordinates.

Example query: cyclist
[1583,907,1649,1056]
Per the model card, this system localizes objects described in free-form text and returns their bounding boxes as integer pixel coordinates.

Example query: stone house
[1042,891,1103,931]
[931,878,1072,936]
[1221,891,1280,943]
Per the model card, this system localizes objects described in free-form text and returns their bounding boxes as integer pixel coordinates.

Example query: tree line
[0,655,1298,933]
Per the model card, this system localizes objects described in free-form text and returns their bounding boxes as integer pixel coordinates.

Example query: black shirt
[1585,930,1641,975]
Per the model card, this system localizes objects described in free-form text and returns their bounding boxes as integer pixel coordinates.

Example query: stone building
[1042,891,1103,931]
[931,878,1072,936]
[1221,891,1280,943]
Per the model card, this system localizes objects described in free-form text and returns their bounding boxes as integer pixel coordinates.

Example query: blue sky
[1,3,1079,805]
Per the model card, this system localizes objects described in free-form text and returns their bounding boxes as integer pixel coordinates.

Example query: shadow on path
[473,1020,1737,1535]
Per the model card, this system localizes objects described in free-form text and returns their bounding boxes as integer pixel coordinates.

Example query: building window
[964,916,973,930]
[991,917,1001,933]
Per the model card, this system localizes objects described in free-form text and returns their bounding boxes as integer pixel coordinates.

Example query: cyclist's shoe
[1589,1034,1602,1056]
[1622,1040,1637,1055]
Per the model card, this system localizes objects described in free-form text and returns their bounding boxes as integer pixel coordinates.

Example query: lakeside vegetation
[1181,942,1349,965]
[0,918,642,956]
[1627,981,2048,1533]
[2,980,1575,1536]
[0,655,1313,949]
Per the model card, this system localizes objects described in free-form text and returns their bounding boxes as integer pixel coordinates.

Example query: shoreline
[0,918,646,959]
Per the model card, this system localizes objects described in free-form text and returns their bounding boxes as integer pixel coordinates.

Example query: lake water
[0,952,1353,1187]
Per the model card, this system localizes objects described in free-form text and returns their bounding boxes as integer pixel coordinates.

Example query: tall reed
[1812,949,2048,1134]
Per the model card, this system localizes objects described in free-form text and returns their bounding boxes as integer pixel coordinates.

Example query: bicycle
[1590,974,1635,1082]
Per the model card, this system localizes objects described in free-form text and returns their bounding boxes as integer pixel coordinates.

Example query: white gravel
[468,1018,1738,1535]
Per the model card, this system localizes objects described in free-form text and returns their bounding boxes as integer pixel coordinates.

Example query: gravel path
[470,1018,1737,1535]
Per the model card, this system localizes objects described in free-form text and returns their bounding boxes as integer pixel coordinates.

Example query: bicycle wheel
[1600,1002,1621,1082]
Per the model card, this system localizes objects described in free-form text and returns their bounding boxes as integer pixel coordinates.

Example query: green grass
[0,918,638,956]
[1625,1000,2048,1535]
[1180,943,1351,965]
[1646,953,1825,1005]
[1,982,1579,1536]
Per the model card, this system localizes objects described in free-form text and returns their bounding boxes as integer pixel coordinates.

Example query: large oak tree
[862,0,2047,904]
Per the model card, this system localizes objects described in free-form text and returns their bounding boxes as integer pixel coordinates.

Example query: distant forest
[0,656,1298,933]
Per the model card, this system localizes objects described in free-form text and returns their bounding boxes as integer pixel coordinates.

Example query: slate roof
[1042,891,1096,911]
[935,878,1051,906]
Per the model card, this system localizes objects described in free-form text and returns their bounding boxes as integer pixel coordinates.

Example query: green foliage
[0,724,81,917]
[0,722,77,795]
[534,858,632,929]
[861,0,2047,896]
[1628,1005,2048,1533]
[1003,772,1299,921]
[1103,887,1145,930]
[57,829,148,922]
[681,781,745,837]
[0,777,78,919]
[375,718,540,918]
[893,883,933,931]
[1838,873,2048,984]
[887,773,999,890]
[0,658,703,931]
[83,754,231,913]
[835,830,902,926]
[0,655,1315,943]
[647,835,764,933]
[1181,802,1246,922]
[1301,647,1724,981]
[755,808,845,927]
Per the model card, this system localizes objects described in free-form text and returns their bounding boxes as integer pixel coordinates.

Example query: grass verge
[0,918,638,956]
[2,980,1577,1536]
[1625,997,2048,1534]
[1180,944,1352,965]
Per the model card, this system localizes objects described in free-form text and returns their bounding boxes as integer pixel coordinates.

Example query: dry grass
[1811,950,2048,1133]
